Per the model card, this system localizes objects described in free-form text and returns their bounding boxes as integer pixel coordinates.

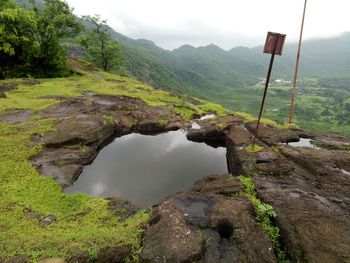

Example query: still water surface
[65,130,227,207]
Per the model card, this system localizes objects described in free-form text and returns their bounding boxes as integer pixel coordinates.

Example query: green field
[204,78,350,136]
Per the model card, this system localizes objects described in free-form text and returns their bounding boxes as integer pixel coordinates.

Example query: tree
[0,0,36,78]
[31,0,83,76]
[80,15,123,72]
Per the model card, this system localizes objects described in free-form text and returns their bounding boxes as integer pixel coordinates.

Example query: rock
[96,245,132,263]
[0,82,18,98]
[245,121,299,145]
[106,197,138,221]
[0,110,34,124]
[31,145,96,187]
[254,175,350,263]
[38,258,66,263]
[141,192,276,263]
[43,115,115,147]
[190,174,243,196]
[226,125,253,147]
[40,215,56,226]
[4,255,30,263]
[187,115,243,146]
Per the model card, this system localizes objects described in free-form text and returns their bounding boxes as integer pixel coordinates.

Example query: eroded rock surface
[141,178,276,263]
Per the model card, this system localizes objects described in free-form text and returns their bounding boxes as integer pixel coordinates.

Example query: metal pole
[252,37,279,147]
[289,0,308,124]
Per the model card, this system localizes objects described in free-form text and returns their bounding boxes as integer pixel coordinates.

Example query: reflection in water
[65,130,227,208]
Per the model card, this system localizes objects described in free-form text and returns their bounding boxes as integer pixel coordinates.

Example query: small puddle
[342,169,350,176]
[286,138,319,149]
[65,130,227,208]
[191,122,201,129]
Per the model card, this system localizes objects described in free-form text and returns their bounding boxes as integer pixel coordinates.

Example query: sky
[66,0,350,50]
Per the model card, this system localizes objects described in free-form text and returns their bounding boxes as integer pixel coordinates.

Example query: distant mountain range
[110,29,350,98]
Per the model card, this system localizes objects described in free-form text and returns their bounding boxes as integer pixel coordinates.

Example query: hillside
[1,59,350,262]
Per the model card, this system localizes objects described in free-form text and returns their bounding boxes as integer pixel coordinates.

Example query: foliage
[0,1,37,78]
[30,0,83,76]
[238,176,290,263]
[79,15,123,72]
[0,0,82,78]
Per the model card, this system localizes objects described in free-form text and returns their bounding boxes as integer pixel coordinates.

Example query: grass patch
[238,176,290,263]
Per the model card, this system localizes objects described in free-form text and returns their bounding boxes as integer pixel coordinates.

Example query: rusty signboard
[263,32,286,55]
[252,31,286,148]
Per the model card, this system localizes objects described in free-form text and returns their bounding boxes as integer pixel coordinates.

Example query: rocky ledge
[1,93,350,263]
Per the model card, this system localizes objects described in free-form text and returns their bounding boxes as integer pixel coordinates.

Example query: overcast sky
[66,0,350,50]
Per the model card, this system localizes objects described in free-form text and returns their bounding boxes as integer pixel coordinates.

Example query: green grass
[238,176,290,263]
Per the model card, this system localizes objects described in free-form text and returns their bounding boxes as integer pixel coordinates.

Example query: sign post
[252,32,286,148]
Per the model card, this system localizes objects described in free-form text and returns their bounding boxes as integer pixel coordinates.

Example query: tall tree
[0,0,36,78]
[80,15,123,72]
[31,0,83,75]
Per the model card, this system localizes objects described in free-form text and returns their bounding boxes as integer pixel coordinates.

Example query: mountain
[111,30,350,99]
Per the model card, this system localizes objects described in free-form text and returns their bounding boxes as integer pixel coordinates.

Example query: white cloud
[67,0,350,50]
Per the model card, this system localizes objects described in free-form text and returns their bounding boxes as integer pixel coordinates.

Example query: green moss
[271,145,281,154]
[102,114,115,125]
[235,111,298,130]
[246,144,264,153]
[238,176,289,263]
[159,119,168,127]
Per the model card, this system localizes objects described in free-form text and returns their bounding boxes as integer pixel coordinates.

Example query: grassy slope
[0,60,230,261]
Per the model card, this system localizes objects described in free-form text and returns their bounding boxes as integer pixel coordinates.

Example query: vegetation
[79,15,123,72]
[0,60,230,260]
[246,144,264,153]
[0,0,82,78]
[238,176,289,263]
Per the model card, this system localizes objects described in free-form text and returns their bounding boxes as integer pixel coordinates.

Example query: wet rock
[44,115,115,147]
[190,174,243,196]
[187,115,243,145]
[96,245,132,263]
[141,195,204,263]
[0,110,33,124]
[254,175,350,263]
[141,192,276,263]
[313,132,350,150]
[31,145,96,187]
[106,197,138,221]
[245,121,299,145]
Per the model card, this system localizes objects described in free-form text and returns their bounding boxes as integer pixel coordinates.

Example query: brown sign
[263,32,286,55]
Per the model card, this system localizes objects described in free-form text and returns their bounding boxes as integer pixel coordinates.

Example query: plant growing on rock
[238,175,290,263]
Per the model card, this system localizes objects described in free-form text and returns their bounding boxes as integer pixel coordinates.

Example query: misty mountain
[111,30,350,101]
